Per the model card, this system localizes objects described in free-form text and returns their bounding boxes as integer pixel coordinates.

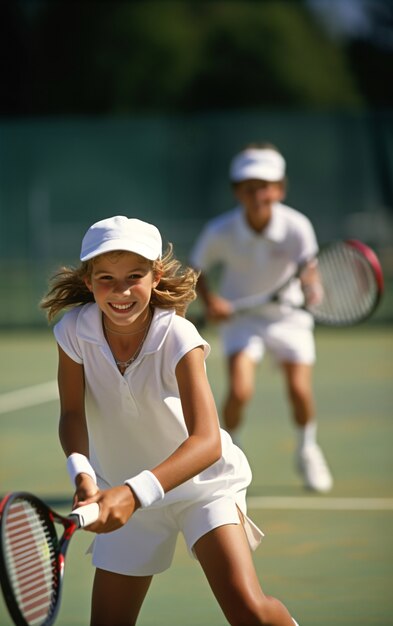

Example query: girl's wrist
[124,470,164,508]
[67,453,97,487]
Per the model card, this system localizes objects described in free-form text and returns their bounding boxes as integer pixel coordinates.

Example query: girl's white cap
[229,148,286,183]
[80,216,162,261]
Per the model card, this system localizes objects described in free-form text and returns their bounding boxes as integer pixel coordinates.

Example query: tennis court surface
[0,326,392,625]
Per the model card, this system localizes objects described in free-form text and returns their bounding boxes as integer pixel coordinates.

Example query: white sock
[297,421,317,451]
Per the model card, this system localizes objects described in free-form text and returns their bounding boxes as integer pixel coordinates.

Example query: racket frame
[307,239,384,326]
[346,239,384,293]
[0,492,79,626]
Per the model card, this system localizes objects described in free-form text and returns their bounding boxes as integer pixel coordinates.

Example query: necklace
[110,317,151,371]
[104,321,150,336]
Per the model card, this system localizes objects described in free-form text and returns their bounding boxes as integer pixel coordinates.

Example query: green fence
[1,110,392,326]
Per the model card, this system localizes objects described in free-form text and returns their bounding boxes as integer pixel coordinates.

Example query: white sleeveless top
[54,304,253,507]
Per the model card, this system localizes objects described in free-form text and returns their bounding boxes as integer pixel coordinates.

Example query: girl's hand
[77,485,138,534]
[73,474,99,509]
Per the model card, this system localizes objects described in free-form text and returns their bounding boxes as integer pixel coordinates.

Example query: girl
[41,215,299,626]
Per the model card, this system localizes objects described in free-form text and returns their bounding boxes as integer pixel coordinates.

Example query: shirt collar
[76,302,175,356]
[77,303,104,344]
[236,203,287,243]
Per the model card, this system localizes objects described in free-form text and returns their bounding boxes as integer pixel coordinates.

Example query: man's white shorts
[220,311,316,364]
[91,493,261,576]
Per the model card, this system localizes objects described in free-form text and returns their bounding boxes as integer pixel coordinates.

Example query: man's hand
[205,294,234,321]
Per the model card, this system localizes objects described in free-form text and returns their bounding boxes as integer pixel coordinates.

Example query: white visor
[229,148,286,183]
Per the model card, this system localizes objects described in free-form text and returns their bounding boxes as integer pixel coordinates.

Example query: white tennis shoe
[296,444,333,493]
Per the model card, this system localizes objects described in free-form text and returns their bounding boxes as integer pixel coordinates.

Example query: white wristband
[66,453,97,486]
[124,470,164,508]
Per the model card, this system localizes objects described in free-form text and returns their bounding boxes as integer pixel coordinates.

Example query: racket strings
[4,500,58,625]
[310,243,378,325]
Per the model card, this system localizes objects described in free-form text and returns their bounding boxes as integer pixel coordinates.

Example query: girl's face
[234,179,285,232]
[84,251,160,329]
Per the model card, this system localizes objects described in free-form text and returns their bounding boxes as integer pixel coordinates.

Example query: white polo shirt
[190,203,318,309]
[54,304,252,507]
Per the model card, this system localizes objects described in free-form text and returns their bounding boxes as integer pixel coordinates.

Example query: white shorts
[91,493,263,576]
[220,311,316,365]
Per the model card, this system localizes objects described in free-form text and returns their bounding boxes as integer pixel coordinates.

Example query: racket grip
[69,502,100,528]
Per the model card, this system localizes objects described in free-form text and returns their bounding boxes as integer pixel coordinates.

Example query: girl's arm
[57,345,97,504]
[57,345,88,456]
[58,345,139,527]
[151,345,222,492]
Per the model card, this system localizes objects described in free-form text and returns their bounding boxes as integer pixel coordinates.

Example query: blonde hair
[41,244,198,321]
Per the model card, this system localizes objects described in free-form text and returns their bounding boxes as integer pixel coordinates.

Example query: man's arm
[195,272,234,321]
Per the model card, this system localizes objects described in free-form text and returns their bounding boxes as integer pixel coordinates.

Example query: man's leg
[281,361,333,493]
[222,351,256,446]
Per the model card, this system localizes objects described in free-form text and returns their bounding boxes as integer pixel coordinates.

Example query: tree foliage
[1,0,389,115]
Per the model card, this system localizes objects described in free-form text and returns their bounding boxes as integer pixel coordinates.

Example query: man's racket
[191,240,384,328]
[0,492,99,626]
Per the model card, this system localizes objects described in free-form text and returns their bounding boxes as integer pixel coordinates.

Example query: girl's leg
[90,568,153,626]
[193,523,296,626]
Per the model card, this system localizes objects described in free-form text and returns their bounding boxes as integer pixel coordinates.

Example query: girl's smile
[110,302,135,312]
[111,303,132,308]
[84,251,160,330]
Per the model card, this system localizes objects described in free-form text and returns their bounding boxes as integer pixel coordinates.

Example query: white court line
[0,380,58,414]
[247,496,393,511]
[1,384,393,513]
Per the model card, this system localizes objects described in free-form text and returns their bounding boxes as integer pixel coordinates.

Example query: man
[189,143,333,493]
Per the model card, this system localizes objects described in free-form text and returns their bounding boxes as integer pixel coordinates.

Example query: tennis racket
[0,492,99,626]
[190,240,384,328]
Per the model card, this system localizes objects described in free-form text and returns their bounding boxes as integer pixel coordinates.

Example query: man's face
[234,179,285,232]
